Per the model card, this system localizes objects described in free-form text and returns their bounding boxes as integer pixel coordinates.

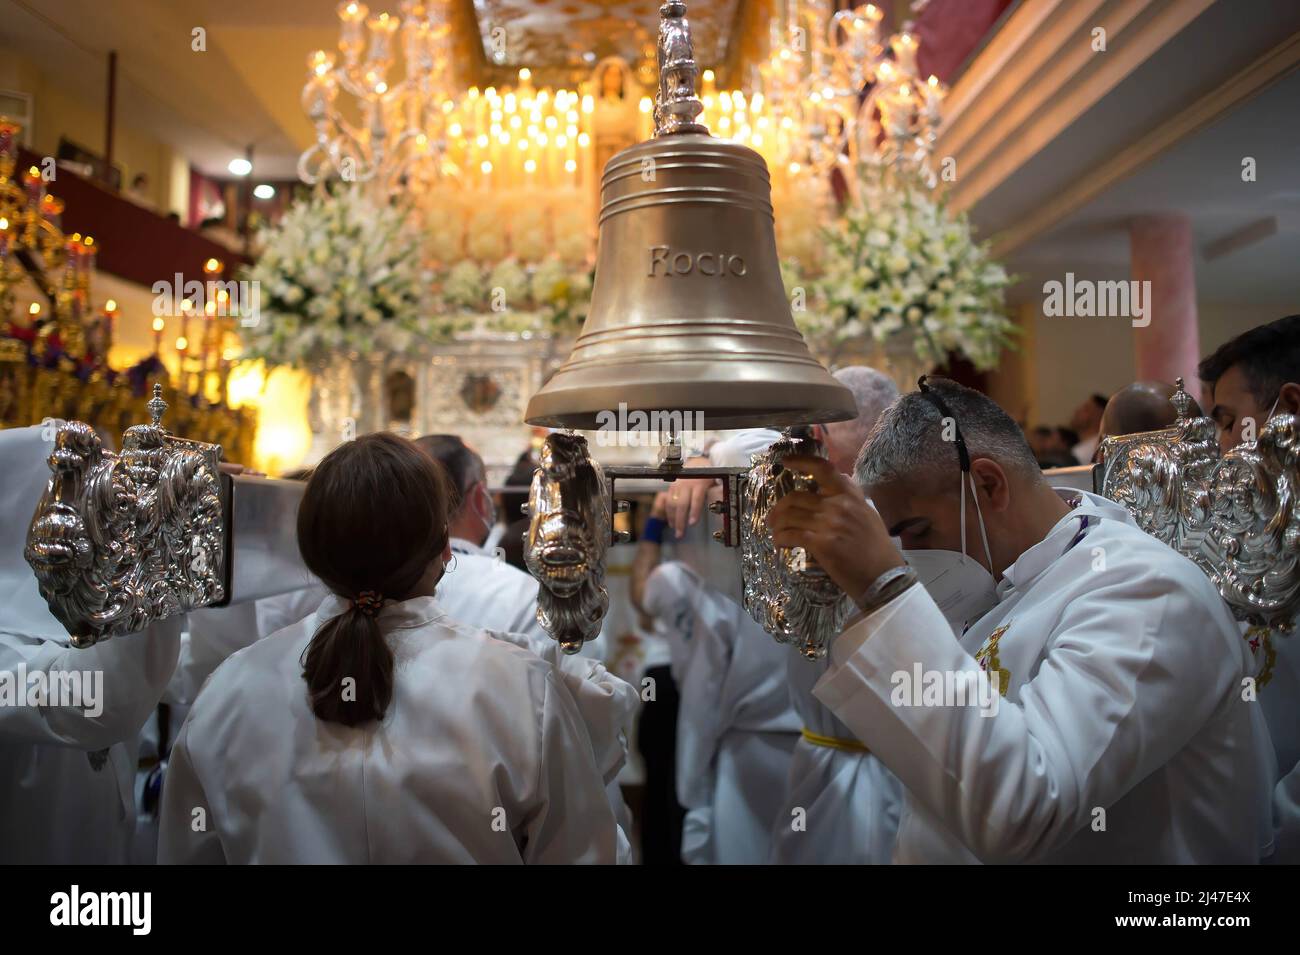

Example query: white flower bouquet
[802,159,1016,371]
[238,186,432,367]
[428,256,592,338]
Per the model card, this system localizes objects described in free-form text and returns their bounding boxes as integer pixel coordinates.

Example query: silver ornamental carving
[24,384,228,648]
[740,432,852,659]
[1099,378,1300,630]
[654,1,708,137]
[524,431,610,654]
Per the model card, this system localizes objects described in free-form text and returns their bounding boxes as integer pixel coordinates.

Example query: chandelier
[300,1,607,201]
[299,1,458,195]
[754,2,947,187]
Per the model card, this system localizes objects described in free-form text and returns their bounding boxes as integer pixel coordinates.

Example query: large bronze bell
[525,1,855,431]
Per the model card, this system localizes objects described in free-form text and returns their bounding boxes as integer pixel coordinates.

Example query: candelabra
[0,117,105,363]
[756,2,947,187]
[299,1,458,196]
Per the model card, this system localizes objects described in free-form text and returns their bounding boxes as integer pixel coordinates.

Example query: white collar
[314,593,448,632]
[449,536,485,557]
[997,490,1122,596]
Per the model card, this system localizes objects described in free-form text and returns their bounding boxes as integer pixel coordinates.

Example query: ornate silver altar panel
[1099,380,1300,629]
[306,332,563,482]
[24,385,228,648]
[740,433,852,660]
[524,431,610,654]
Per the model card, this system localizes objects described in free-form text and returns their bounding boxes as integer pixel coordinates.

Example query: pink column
[1129,214,1201,389]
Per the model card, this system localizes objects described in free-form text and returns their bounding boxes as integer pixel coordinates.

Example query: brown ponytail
[296,433,452,726]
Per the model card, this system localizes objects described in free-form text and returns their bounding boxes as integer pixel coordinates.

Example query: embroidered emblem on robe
[1245,624,1280,690]
[975,623,1011,697]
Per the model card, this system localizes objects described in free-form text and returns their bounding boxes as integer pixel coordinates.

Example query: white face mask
[471,483,499,544]
[902,472,999,634]
[483,520,505,554]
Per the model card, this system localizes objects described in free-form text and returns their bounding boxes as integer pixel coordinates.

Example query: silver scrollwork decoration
[24,384,228,648]
[740,431,852,659]
[524,431,610,654]
[1099,378,1300,630]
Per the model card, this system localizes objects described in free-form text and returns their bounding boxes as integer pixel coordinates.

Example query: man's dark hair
[412,434,484,511]
[1198,314,1300,405]
[1090,394,1108,412]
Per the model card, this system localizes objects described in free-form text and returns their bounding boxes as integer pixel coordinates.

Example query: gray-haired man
[768,377,1263,863]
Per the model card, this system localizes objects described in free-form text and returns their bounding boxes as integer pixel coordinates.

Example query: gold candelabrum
[0,117,256,465]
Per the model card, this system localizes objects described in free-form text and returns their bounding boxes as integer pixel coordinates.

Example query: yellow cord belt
[801,728,870,753]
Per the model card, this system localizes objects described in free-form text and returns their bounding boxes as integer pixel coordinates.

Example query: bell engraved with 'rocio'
[525,0,855,430]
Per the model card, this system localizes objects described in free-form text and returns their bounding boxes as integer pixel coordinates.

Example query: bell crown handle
[654,1,709,137]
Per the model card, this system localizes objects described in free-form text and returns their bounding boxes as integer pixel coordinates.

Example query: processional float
[18,4,1300,670]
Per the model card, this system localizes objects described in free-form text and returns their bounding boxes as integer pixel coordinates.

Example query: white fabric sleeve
[157,715,227,864]
[0,616,181,751]
[492,628,639,786]
[680,807,714,864]
[674,593,731,816]
[707,428,782,467]
[522,671,620,864]
[814,578,1243,863]
[1273,760,1300,864]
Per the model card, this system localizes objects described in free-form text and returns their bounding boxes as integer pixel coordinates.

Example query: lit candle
[23,165,43,207]
[923,74,946,123]
[104,299,117,354]
[0,121,15,161]
[337,1,369,65]
[366,11,399,67]
[891,32,920,77]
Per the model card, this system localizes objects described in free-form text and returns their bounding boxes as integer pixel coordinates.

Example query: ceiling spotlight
[253,183,276,200]
[228,158,252,176]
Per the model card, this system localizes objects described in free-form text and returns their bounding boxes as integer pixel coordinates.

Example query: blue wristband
[642,516,666,544]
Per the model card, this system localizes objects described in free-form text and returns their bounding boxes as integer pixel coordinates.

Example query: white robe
[439,537,639,851]
[158,595,618,863]
[0,424,180,864]
[1253,621,1300,862]
[441,536,546,637]
[768,650,902,865]
[171,537,639,856]
[643,561,800,864]
[815,491,1263,864]
[770,496,903,865]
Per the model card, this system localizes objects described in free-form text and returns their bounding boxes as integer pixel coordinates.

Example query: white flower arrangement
[427,256,593,338]
[239,186,432,367]
[239,185,596,366]
[799,159,1016,371]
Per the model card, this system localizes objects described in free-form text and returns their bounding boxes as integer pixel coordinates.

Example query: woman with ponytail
[158,433,617,864]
